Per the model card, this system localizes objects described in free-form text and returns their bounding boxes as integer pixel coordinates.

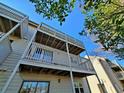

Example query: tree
[29,0,124,59]
[83,0,124,59]
[29,0,76,25]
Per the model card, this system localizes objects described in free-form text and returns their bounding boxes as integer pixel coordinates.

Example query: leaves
[29,0,124,59]
[29,0,76,25]
[83,0,124,59]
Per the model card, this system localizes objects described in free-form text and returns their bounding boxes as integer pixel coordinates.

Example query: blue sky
[0,0,123,65]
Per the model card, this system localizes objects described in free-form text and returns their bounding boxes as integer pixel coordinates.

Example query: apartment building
[86,56,124,93]
[0,3,95,93]
[107,60,124,89]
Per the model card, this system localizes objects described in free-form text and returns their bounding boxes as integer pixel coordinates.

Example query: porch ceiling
[0,16,21,38]
[35,31,84,55]
[20,64,92,77]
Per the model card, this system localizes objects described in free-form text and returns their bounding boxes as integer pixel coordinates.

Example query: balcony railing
[24,42,53,64]
[79,61,94,72]
[40,23,84,49]
[0,3,26,22]
[22,42,94,72]
[115,72,124,79]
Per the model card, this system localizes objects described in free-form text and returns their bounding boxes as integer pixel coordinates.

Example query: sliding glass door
[19,81,50,93]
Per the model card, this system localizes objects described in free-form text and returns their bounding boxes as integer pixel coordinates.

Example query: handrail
[0,17,27,43]
[1,16,28,93]
[0,3,26,17]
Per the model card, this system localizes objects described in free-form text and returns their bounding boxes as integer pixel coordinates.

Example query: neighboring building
[86,56,124,93]
[0,3,95,93]
[107,60,124,89]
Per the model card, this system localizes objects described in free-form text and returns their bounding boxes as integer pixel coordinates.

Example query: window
[33,48,43,60]
[19,81,49,93]
[43,50,53,63]
[29,47,53,63]
[74,82,84,93]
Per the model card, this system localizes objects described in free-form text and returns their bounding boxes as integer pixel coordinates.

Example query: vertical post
[21,23,41,59]
[66,42,76,93]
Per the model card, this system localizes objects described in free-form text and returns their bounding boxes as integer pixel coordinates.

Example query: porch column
[66,42,76,93]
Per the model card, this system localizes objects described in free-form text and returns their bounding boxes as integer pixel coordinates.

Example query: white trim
[1,61,21,93]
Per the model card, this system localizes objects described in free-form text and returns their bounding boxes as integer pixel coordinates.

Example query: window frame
[18,80,50,93]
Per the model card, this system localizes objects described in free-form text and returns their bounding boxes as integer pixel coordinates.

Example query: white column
[66,42,76,93]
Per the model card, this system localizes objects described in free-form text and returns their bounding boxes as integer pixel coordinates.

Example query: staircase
[0,39,28,92]
[0,51,22,92]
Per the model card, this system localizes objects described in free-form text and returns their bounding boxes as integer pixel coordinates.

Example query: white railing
[0,3,26,22]
[24,42,53,64]
[79,61,94,72]
[80,57,94,71]
[23,42,94,72]
[1,16,28,93]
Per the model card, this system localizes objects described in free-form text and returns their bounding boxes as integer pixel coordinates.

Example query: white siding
[6,71,89,93]
[0,37,11,64]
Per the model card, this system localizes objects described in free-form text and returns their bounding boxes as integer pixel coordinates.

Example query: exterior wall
[6,72,23,93]
[87,75,101,93]
[87,57,124,93]
[11,39,28,54]
[20,72,73,93]
[82,77,91,93]
[6,71,88,93]
[100,60,124,92]
[0,37,11,64]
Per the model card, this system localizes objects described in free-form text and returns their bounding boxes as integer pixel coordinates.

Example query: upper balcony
[28,21,84,55]
[0,3,27,22]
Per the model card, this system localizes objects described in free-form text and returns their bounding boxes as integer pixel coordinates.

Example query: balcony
[115,72,124,80]
[0,3,26,22]
[20,42,95,77]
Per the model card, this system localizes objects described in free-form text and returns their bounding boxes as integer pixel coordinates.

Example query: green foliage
[83,0,124,59]
[29,0,76,25]
[29,0,124,59]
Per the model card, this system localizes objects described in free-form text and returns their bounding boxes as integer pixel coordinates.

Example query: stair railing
[1,18,41,93]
